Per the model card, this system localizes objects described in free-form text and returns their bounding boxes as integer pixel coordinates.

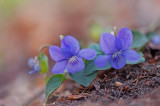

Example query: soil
[46,45,160,106]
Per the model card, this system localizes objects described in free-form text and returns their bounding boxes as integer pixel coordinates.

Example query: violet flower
[49,35,96,74]
[151,35,160,45]
[28,57,41,74]
[94,27,140,69]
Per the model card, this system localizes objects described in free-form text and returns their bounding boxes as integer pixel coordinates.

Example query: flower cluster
[48,28,140,74]
[29,27,144,99]
[29,27,140,74]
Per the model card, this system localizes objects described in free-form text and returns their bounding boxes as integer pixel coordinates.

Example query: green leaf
[127,52,145,64]
[130,31,148,49]
[146,32,157,40]
[45,74,66,100]
[84,59,111,75]
[39,54,48,74]
[89,44,104,55]
[83,44,111,75]
[70,70,97,87]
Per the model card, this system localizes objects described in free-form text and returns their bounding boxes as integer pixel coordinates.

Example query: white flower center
[111,31,115,36]
[112,51,121,58]
[69,56,79,65]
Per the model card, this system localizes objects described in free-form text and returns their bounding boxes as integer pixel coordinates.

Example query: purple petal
[78,48,96,60]
[94,55,110,67]
[109,53,126,69]
[52,60,68,74]
[66,56,85,74]
[122,49,140,62]
[100,33,117,54]
[28,58,35,67]
[151,35,160,45]
[61,35,80,58]
[116,27,133,50]
[115,37,124,51]
[29,70,36,74]
[34,64,41,71]
[49,46,66,62]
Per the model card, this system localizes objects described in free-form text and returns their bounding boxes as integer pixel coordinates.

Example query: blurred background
[1,0,160,105]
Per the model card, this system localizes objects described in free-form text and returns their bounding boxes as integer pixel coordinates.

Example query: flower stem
[63,73,70,79]
[60,35,64,40]
[38,44,51,55]
[139,45,145,51]
[43,73,49,84]
[113,26,117,35]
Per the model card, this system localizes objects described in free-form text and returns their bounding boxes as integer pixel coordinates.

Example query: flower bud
[60,35,64,40]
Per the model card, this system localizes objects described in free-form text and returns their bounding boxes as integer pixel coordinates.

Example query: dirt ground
[44,44,160,106]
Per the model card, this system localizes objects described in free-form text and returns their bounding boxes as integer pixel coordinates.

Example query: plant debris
[68,95,85,100]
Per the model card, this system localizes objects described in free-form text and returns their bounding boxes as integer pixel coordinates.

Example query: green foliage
[130,31,148,49]
[39,54,48,74]
[146,32,157,39]
[83,59,111,75]
[70,70,97,87]
[45,74,66,100]
[83,44,111,75]
[89,44,104,55]
[127,52,145,64]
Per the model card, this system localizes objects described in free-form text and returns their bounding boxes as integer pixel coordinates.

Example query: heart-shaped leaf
[83,44,111,75]
[84,59,111,75]
[70,70,97,87]
[130,31,148,49]
[45,74,66,100]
